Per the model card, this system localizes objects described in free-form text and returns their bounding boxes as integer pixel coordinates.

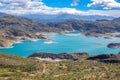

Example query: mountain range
[20,13,114,23]
[0,12,9,17]
[0,12,114,23]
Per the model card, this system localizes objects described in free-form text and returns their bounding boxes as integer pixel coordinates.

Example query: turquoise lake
[0,32,120,57]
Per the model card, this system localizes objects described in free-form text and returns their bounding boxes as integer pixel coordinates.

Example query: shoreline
[0,32,120,49]
[28,52,120,62]
[0,35,50,49]
[82,32,120,38]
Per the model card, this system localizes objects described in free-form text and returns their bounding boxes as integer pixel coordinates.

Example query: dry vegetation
[0,53,120,80]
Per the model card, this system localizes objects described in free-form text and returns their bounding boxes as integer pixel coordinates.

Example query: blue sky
[43,0,91,10]
[42,0,120,10]
[0,0,120,17]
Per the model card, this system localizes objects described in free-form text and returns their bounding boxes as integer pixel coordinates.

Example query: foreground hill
[0,16,120,48]
[0,52,120,80]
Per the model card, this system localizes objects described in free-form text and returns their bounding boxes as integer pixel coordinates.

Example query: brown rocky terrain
[87,53,120,63]
[107,43,120,48]
[0,16,120,48]
[28,52,88,61]
[29,52,120,63]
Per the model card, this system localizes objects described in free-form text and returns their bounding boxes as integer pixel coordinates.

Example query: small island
[107,43,120,48]
[87,53,120,63]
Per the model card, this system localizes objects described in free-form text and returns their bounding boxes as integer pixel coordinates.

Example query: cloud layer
[88,0,120,9]
[0,0,45,10]
[0,0,83,15]
[0,0,120,17]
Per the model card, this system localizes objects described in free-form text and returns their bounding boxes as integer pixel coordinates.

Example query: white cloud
[1,0,28,3]
[0,0,84,15]
[0,0,120,17]
[0,8,84,15]
[88,0,120,9]
[84,10,120,17]
[71,0,80,6]
[0,0,44,10]
[0,2,3,6]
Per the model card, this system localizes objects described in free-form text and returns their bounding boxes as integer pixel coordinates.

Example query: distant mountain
[113,17,120,21]
[0,12,114,23]
[0,12,9,17]
[20,13,114,23]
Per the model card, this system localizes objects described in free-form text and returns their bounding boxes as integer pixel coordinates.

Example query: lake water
[0,32,120,57]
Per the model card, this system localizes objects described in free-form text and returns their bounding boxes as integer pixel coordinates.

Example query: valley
[0,0,120,80]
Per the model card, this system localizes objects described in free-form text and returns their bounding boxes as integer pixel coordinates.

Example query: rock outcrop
[28,52,88,61]
[107,43,120,48]
[0,16,65,48]
[87,53,120,63]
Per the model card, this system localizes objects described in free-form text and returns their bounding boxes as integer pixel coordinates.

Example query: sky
[0,0,120,17]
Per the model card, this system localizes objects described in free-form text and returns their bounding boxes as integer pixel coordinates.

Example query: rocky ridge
[87,53,120,63]
[28,52,120,63]
[28,52,88,61]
